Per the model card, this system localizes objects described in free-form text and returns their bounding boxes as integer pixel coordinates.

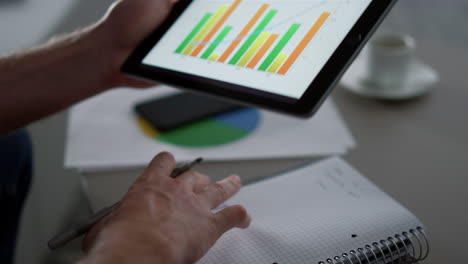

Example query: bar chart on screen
[173,0,331,76]
[143,0,372,98]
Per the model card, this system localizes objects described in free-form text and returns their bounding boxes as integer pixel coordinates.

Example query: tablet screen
[142,0,372,99]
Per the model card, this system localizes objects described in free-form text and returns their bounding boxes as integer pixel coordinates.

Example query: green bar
[183,5,229,55]
[259,23,301,71]
[268,53,288,73]
[228,9,278,65]
[175,13,213,54]
[237,32,270,67]
[201,26,233,59]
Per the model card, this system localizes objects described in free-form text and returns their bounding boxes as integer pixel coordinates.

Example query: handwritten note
[198,158,423,264]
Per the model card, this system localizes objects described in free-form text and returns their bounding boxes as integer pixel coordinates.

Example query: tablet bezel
[123,0,397,117]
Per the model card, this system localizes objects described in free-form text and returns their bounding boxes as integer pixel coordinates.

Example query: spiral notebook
[198,158,429,264]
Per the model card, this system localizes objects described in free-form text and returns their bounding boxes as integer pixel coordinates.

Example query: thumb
[102,0,176,49]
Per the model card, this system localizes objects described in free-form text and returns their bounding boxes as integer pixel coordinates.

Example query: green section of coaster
[157,119,249,147]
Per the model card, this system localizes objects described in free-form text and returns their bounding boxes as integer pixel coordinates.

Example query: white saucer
[341,51,439,100]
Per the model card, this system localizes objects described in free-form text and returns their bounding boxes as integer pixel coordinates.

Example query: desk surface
[79,1,467,263]
[334,41,468,263]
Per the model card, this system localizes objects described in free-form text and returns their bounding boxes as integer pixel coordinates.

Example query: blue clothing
[0,130,33,264]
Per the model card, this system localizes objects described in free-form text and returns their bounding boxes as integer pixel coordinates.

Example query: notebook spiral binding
[318,227,429,264]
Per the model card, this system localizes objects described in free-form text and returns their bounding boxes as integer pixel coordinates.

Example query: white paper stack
[65,86,355,172]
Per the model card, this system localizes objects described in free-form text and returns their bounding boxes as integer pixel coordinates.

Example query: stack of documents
[65,86,355,172]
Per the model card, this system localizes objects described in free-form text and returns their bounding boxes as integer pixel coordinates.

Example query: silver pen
[48,157,203,250]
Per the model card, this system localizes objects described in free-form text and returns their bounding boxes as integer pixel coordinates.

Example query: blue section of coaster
[212,108,261,132]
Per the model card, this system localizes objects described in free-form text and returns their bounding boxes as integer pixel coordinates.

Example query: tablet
[123,0,397,117]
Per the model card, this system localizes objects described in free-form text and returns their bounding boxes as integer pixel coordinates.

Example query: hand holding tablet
[123,0,397,117]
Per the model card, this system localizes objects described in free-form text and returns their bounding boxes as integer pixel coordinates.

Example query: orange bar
[278,12,331,75]
[190,0,243,57]
[218,3,270,63]
[247,34,279,69]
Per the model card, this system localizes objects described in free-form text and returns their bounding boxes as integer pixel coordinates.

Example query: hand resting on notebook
[78,152,251,264]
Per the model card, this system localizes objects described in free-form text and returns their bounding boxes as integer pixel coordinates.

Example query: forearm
[78,245,168,264]
[77,223,177,264]
[78,243,173,264]
[0,22,120,134]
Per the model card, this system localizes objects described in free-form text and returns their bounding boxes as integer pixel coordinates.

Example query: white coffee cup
[367,34,416,89]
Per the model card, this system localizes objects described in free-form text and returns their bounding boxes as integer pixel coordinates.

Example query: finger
[139,152,176,183]
[193,172,211,193]
[213,205,251,236]
[200,175,241,209]
[176,170,210,193]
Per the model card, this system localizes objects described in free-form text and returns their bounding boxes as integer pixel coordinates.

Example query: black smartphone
[134,92,243,131]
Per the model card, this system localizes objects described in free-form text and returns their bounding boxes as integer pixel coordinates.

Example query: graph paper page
[197,157,423,264]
